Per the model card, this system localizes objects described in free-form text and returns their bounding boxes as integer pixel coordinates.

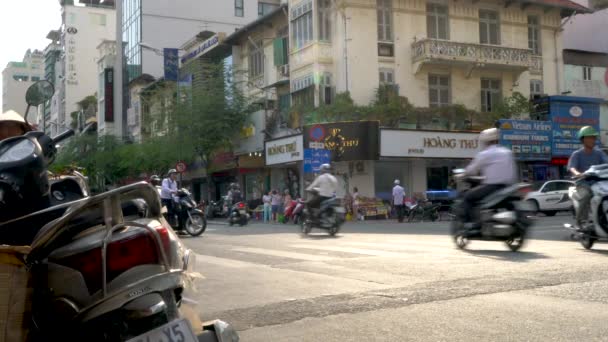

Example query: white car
[525,180,575,216]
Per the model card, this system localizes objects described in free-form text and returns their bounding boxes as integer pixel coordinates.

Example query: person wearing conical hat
[0,110,32,141]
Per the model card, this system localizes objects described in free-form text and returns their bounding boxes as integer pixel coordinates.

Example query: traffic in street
[184,215,608,341]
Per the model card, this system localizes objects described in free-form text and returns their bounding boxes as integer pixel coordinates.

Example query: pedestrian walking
[352,186,360,221]
[392,180,406,223]
[262,191,272,222]
[271,190,282,222]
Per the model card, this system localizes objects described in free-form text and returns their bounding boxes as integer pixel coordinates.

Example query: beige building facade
[287,0,588,112]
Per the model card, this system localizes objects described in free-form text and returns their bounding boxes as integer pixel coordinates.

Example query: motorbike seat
[480,184,525,209]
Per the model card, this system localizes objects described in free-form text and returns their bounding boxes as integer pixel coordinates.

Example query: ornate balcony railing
[412,39,541,73]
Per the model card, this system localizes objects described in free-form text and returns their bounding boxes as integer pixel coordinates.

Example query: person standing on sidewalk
[262,191,272,223]
[392,180,406,223]
[271,190,282,222]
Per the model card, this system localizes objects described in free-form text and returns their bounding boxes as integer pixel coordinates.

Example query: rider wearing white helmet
[460,127,517,230]
[161,169,179,216]
[306,163,338,213]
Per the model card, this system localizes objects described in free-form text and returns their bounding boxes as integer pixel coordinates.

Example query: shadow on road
[463,249,549,262]
[299,233,344,240]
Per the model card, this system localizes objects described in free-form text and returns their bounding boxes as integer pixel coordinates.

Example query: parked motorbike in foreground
[407,199,441,222]
[163,188,207,236]
[301,189,346,236]
[450,169,534,251]
[565,164,608,249]
[0,80,238,341]
[228,201,249,226]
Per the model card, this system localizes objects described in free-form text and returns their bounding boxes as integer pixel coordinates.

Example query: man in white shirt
[461,128,517,229]
[306,164,338,214]
[161,169,179,216]
[392,180,406,222]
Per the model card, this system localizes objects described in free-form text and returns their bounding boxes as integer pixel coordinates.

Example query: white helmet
[479,128,499,144]
[320,163,332,173]
[394,179,400,185]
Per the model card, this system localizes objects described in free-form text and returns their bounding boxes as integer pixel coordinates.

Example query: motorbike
[207,196,230,219]
[450,169,534,251]
[163,188,207,236]
[407,199,441,222]
[301,189,346,236]
[0,80,238,341]
[565,164,608,249]
[228,201,249,226]
[283,198,304,224]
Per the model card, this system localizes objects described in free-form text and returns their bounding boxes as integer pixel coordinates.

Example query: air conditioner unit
[280,64,289,77]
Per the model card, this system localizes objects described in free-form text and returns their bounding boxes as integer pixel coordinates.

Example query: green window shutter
[273,38,285,66]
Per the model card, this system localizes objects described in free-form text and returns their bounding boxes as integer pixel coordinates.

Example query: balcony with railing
[412,39,542,75]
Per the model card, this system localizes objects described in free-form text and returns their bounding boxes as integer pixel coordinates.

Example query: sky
[0,0,61,111]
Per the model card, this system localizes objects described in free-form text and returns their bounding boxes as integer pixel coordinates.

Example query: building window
[528,16,541,55]
[481,78,501,112]
[248,40,264,79]
[428,74,450,107]
[235,0,244,17]
[530,80,543,97]
[379,69,394,85]
[291,1,313,49]
[31,76,40,82]
[583,66,592,81]
[427,3,449,40]
[377,0,393,42]
[318,0,331,42]
[13,75,28,82]
[479,10,500,45]
[292,87,315,106]
[258,2,279,17]
[122,0,142,82]
[320,73,334,105]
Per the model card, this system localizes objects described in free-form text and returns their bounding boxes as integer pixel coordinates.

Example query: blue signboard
[498,119,552,161]
[549,97,601,157]
[163,48,179,81]
[303,149,331,174]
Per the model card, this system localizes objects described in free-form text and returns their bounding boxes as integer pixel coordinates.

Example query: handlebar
[52,129,75,145]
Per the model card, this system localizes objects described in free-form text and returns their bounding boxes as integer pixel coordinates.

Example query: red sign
[175,161,187,173]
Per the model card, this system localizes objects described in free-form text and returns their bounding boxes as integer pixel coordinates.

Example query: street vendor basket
[0,246,31,342]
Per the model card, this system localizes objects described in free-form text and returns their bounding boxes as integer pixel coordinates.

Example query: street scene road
[184,215,608,341]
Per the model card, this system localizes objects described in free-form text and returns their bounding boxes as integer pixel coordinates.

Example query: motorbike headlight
[0,139,36,163]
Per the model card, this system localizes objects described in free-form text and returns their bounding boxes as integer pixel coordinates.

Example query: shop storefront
[265,134,304,197]
[379,129,481,198]
[303,121,379,198]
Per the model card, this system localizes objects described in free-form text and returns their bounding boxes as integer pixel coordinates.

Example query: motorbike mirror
[25,80,54,107]
[24,80,55,124]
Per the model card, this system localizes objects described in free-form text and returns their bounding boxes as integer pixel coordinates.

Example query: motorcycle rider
[227,183,244,217]
[161,169,179,218]
[0,110,32,141]
[567,126,608,232]
[459,127,517,231]
[306,164,338,219]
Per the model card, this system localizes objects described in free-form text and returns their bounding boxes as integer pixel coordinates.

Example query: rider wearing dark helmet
[568,126,608,232]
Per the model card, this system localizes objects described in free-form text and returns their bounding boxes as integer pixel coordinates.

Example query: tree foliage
[53,60,252,192]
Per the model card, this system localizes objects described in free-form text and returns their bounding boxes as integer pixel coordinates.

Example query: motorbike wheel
[407,210,415,223]
[185,213,207,236]
[451,221,468,250]
[239,216,248,226]
[329,224,340,236]
[580,236,596,250]
[505,232,526,252]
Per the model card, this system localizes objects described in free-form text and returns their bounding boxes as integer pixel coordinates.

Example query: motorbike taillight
[55,226,170,294]
[238,202,245,209]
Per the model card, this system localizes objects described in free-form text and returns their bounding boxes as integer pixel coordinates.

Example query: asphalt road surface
[182,214,608,341]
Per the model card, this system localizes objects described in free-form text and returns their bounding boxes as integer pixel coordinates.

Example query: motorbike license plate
[239,210,246,215]
[126,318,197,342]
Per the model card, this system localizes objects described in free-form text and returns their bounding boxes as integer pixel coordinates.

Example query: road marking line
[232,247,335,261]
[194,254,259,269]
[289,244,414,257]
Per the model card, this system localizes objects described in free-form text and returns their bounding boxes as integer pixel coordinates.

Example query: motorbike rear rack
[27,182,174,298]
